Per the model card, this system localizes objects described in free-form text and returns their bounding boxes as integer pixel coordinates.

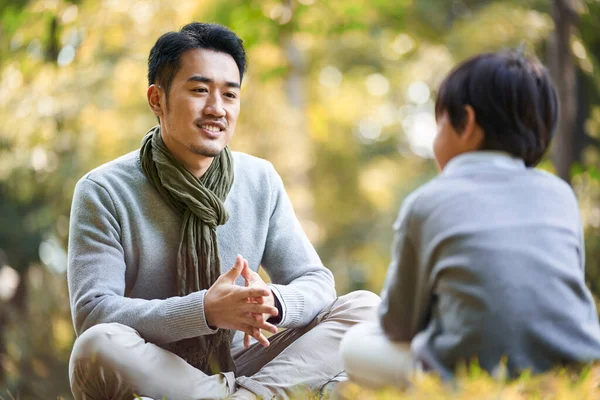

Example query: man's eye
[225,92,238,99]
[193,88,208,93]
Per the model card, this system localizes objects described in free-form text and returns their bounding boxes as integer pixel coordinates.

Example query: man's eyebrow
[187,75,241,89]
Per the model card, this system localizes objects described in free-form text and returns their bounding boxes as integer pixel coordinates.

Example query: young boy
[341,50,600,388]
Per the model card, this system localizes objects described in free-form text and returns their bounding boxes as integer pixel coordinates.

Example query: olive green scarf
[140,126,235,375]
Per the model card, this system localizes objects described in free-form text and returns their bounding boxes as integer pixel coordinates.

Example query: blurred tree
[572,0,600,298]
[0,1,45,387]
[0,0,598,397]
[549,0,579,182]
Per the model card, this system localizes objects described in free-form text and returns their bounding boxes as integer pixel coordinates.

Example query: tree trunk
[46,16,59,63]
[548,0,579,183]
[573,70,589,164]
[0,305,5,384]
[12,266,28,396]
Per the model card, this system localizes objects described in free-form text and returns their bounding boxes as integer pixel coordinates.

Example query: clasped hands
[204,255,278,349]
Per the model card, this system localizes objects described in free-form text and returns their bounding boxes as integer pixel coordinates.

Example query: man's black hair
[148,22,247,98]
[435,50,559,167]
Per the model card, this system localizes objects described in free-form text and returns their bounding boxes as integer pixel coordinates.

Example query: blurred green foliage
[0,0,598,398]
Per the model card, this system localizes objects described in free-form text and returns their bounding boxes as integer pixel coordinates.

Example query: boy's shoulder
[402,173,459,209]
[526,168,580,208]
[395,178,443,226]
[418,164,574,195]
[400,166,578,221]
[527,167,576,193]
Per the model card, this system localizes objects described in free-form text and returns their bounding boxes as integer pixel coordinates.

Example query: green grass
[5,363,597,400]
[331,363,600,400]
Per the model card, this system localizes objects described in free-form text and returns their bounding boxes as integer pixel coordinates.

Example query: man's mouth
[196,122,226,137]
[199,124,223,133]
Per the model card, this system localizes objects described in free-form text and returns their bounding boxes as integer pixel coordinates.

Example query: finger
[242,325,265,346]
[251,327,270,347]
[238,287,270,299]
[224,255,244,282]
[247,270,262,284]
[246,296,264,307]
[244,302,278,317]
[241,258,252,282]
[244,332,250,349]
[251,312,270,329]
[242,315,277,334]
[256,313,278,334]
[255,330,269,347]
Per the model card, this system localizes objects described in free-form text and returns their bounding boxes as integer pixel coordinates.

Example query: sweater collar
[442,151,526,177]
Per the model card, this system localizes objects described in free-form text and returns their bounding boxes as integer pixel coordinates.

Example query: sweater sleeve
[67,178,218,343]
[260,164,336,329]
[378,195,421,342]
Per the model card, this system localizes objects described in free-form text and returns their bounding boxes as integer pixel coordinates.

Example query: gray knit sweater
[379,152,600,377]
[67,150,336,347]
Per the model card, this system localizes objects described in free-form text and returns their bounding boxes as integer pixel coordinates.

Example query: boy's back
[384,152,600,377]
[342,50,600,388]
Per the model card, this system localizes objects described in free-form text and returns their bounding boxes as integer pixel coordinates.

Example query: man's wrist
[200,290,219,333]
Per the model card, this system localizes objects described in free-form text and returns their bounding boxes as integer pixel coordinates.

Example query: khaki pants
[69,291,379,400]
[340,322,414,389]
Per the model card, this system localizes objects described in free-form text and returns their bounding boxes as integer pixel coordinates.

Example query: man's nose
[203,93,226,117]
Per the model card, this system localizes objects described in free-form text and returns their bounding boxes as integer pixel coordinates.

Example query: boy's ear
[460,105,484,150]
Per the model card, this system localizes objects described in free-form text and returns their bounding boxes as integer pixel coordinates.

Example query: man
[67,22,379,400]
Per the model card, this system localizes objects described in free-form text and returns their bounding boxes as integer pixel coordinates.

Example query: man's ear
[460,105,484,150]
[147,84,164,117]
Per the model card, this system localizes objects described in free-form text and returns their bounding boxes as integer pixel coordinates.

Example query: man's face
[156,48,241,162]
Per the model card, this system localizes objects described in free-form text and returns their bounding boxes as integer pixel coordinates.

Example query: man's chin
[188,144,224,158]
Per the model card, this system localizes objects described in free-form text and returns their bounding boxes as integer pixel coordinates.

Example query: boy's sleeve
[378,196,422,342]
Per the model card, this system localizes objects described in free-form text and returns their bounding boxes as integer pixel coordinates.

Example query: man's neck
[183,156,213,179]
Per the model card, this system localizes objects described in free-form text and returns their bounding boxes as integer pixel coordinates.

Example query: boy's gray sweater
[380,152,600,377]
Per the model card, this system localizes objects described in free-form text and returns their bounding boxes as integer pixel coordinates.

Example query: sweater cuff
[267,284,304,328]
[267,285,284,326]
[165,290,218,338]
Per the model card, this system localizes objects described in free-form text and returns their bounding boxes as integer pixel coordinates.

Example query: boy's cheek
[432,134,446,171]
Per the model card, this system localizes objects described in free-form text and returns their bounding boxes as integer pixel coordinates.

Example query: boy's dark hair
[435,50,559,167]
[148,22,247,98]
